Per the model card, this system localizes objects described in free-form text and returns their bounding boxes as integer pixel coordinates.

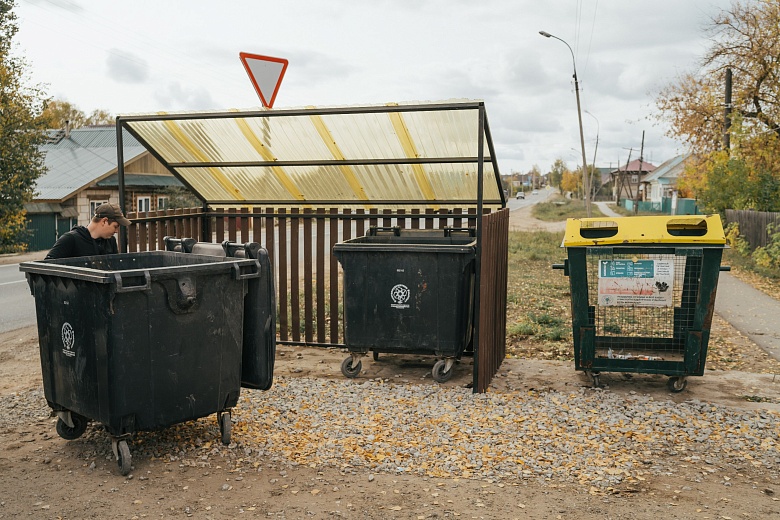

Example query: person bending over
[46,203,131,259]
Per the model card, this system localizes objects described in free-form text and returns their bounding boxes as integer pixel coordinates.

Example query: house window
[157,196,169,210]
[90,200,109,217]
[631,174,639,184]
[137,196,151,213]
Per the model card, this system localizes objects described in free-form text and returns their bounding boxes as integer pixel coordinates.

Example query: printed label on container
[597,259,674,307]
[390,284,410,309]
[61,322,76,357]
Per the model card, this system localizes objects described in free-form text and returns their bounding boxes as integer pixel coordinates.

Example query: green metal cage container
[553,215,729,392]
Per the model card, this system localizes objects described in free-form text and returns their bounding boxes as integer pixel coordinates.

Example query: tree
[0,0,49,253]
[40,98,113,129]
[549,158,568,194]
[655,0,780,212]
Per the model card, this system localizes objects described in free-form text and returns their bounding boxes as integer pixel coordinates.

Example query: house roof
[97,173,184,188]
[117,100,503,209]
[35,126,149,202]
[641,154,690,183]
[611,159,657,174]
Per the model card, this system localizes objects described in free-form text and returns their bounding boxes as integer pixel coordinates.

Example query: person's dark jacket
[45,226,119,259]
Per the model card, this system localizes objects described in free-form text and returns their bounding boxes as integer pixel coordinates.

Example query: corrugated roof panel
[121,101,502,207]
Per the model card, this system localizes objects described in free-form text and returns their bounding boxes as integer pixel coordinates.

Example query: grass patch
[531,194,605,221]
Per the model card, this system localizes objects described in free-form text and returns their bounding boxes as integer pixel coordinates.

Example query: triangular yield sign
[239,52,289,108]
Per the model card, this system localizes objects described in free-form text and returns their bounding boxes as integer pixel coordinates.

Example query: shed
[116,100,509,392]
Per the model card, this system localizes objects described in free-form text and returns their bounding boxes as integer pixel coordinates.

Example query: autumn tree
[655,0,780,212]
[548,158,568,194]
[0,0,49,253]
[40,98,113,129]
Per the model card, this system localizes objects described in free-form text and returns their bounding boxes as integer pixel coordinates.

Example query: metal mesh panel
[585,249,702,362]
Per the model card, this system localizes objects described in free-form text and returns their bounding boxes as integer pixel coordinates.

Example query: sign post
[239,52,288,108]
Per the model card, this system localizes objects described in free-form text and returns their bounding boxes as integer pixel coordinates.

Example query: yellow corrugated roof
[117,100,503,209]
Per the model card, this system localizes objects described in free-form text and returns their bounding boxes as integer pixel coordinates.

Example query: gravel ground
[5,376,777,494]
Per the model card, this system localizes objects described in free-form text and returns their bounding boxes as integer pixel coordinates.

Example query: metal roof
[117,100,503,209]
[35,127,148,202]
[641,154,690,183]
[97,173,184,188]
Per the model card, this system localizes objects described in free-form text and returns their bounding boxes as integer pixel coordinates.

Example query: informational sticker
[597,259,674,307]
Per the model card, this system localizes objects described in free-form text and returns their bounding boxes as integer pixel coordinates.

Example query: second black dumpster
[20,251,262,475]
[333,227,476,382]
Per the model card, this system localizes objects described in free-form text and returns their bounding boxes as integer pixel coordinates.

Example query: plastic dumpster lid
[562,215,726,247]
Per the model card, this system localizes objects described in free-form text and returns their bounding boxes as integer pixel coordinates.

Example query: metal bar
[166,157,491,168]
[483,114,506,209]
[116,122,128,252]
[303,208,314,343]
[115,101,485,123]
[473,105,485,393]
[201,199,502,206]
[316,210,326,343]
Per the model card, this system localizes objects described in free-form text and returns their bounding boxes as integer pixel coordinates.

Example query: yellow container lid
[562,215,726,247]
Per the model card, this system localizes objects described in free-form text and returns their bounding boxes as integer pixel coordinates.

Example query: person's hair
[91,215,117,224]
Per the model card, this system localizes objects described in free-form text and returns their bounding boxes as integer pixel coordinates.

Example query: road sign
[239,52,288,108]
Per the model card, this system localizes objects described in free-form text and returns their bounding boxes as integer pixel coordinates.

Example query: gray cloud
[153,82,216,111]
[106,49,149,84]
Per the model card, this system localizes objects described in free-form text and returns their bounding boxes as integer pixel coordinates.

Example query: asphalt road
[0,263,36,334]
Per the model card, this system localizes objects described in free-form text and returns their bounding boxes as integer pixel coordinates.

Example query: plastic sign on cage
[239,52,288,108]
[597,258,674,307]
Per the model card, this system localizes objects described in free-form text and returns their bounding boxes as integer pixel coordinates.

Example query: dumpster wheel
[667,376,688,393]
[112,438,132,476]
[432,359,455,383]
[341,356,362,378]
[584,370,601,388]
[218,411,232,445]
[55,411,88,440]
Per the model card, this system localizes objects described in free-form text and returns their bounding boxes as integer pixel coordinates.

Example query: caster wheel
[116,440,132,476]
[432,360,454,383]
[667,376,687,393]
[218,412,232,445]
[55,412,88,440]
[372,351,379,361]
[341,357,362,378]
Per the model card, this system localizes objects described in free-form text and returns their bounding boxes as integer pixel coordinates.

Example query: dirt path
[508,204,567,232]
[1,326,780,519]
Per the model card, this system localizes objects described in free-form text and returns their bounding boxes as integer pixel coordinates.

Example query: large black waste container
[333,227,476,383]
[163,237,277,391]
[19,251,261,475]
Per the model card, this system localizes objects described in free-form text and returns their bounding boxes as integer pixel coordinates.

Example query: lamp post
[584,110,599,200]
[539,30,591,217]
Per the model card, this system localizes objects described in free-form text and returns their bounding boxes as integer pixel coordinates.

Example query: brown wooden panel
[316,210,326,343]
[252,208,263,246]
[410,208,420,229]
[216,209,225,243]
[329,208,340,343]
[303,208,313,343]
[290,208,301,342]
[356,209,365,237]
[228,208,237,242]
[240,207,250,243]
[277,208,288,341]
[424,208,435,229]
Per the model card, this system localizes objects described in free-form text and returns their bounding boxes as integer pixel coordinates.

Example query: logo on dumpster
[390,284,410,309]
[61,322,75,357]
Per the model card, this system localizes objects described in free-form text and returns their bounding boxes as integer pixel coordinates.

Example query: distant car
[516,192,525,199]
[532,190,539,195]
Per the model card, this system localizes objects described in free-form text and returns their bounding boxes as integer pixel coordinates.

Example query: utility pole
[724,68,732,151]
[633,132,645,215]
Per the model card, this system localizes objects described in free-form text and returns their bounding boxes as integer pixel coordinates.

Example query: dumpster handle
[367,226,401,236]
[552,264,566,270]
[719,265,731,271]
[114,271,152,293]
[232,262,262,281]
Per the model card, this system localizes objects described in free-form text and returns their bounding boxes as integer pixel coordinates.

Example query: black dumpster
[333,227,476,382]
[20,251,261,475]
[163,237,277,391]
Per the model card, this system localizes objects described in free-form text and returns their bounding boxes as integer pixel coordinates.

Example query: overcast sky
[13,0,733,175]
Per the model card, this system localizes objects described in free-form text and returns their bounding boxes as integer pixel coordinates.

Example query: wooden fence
[124,206,508,391]
[725,209,780,249]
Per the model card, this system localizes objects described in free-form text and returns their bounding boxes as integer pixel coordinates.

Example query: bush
[751,223,780,269]
[724,222,752,256]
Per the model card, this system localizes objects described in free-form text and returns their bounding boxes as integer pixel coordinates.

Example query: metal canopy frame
[115,101,506,391]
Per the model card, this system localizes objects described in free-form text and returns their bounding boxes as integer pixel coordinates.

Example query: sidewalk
[595,201,780,363]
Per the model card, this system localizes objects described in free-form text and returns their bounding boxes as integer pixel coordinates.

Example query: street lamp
[584,110,599,200]
[539,30,591,217]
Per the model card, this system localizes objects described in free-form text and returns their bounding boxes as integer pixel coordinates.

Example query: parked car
[532,190,539,195]
[516,192,525,199]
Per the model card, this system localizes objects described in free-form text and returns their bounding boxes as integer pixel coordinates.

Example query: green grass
[531,194,605,221]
